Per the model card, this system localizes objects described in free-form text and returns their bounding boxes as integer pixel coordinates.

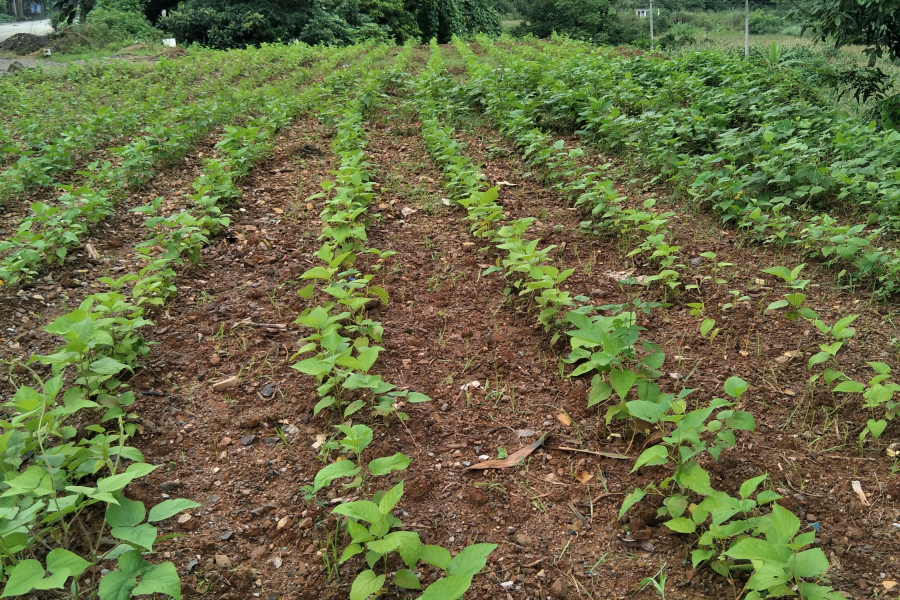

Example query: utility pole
[744,0,749,57]
[649,0,654,50]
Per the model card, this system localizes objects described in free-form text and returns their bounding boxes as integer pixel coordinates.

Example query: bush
[87,0,160,43]
[516,0,616,43]
[0,13,16,23]
[160,0,498,47]
[748,8,788,34]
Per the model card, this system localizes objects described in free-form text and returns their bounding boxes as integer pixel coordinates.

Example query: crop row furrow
[411,39,848,600]
[0,44,370,285]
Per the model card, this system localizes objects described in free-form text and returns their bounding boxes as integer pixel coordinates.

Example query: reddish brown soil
[2,66,899,600]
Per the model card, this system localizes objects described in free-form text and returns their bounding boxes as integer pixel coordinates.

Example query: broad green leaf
[2,560,46,597]
[132,562,182,600]
[770,503,801,545]
[406,392,432,403]
[587,380,612,407]
[691,548,715,568]
[118,550,153,578]
[724,537,789,563]
[420,575,474,600]
[148,499,201,522]
[313,460,360,492]
[609,368,637,401]
[349,570,385,600]
[90,357,131,375]
[764,299,789,312]
[678,464,714,496]
[418,545,451,570]
[632,445,668,471]
[833,380,864,393]
[106,496,146,528]
[392,531,422,569]
[366,536,400,555]
[332,500,383,525]
[762,266,793,281]
[340,543,363,563]
[700,318,716,338]
[756,490,783,504]
[111,523,158,550]
[664,517,696,534]
[723,376,749,398]
[368,453,410,477]
[46,548,91,578]
[447,543,496,577]
[740,474,768,500]
[867,419,888,439]
[378,481,404,515]
[394,569,421,589]
[619,487,646,519]
[97,463,158,494]
[33,570,68,590]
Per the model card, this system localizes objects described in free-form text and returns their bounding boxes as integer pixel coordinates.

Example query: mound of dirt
[0,33,49,56]
[159,47,187,58]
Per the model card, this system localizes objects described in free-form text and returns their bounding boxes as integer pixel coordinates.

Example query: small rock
[515,534,532,547]
[846,527,865,541]
[263,436,280,445]
[214,555,232,569]
[210,355,220,365]
[240,434,256,446]
[220,530,234,541]
[158,481,177,492]
[186,559,199,572]
[550,578,567,598]
[806,514,817,522]
[298,517,312,529]
[177,513,197,531]
[219,437,233,447]
[250,546,267,560]
[277,516,292,530]
[441,403,450,412]
[212,376,239,392]
[260,383,275,398]
[207,494,220,504]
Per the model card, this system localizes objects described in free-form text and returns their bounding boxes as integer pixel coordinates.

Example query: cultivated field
[0,36,898,600]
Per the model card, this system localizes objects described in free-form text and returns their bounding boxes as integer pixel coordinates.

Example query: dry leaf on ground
[466,432,548,470]
[573,471,594,484]
[852,480,869,505]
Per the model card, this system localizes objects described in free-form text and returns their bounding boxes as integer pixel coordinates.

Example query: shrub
[87,0,161,43]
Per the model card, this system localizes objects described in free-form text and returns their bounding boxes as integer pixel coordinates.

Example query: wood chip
[212,376,239,392]
[548,446,630,460]
[851,480,869,505]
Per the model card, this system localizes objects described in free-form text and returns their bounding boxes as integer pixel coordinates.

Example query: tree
[796,0,900,128]
[798,0,900,64]
[160,0,499,48]
[517,0,616,42]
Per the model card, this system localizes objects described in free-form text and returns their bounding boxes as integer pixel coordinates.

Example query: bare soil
[1,60,898,600]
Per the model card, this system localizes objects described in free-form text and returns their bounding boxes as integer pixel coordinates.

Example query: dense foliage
[515,0,617,43]
[159,0,500,48]
[798,0,900,64]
